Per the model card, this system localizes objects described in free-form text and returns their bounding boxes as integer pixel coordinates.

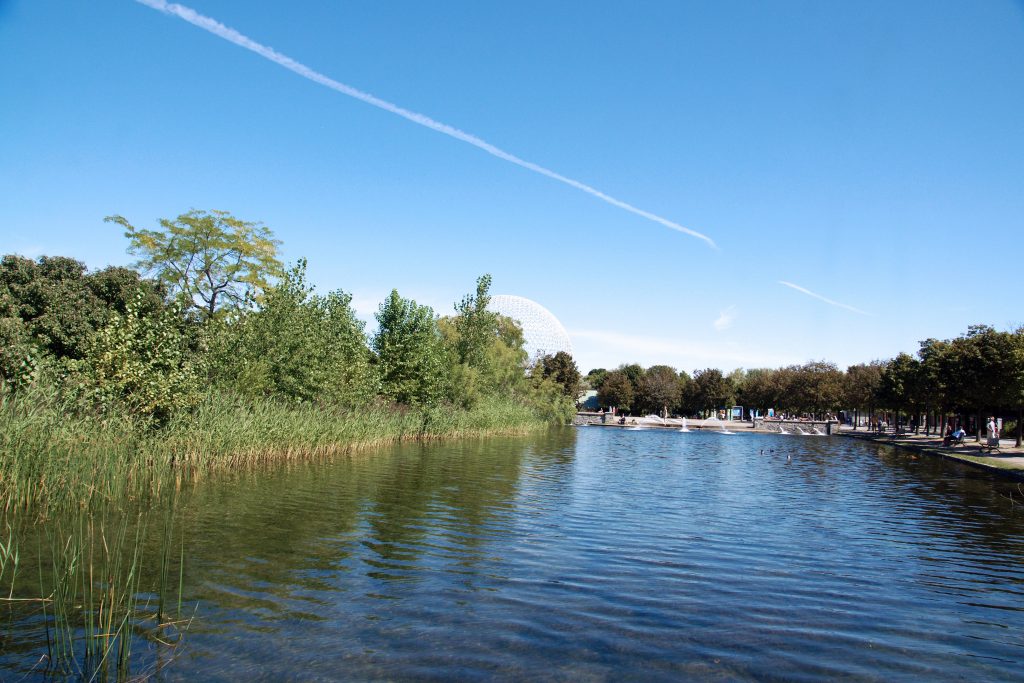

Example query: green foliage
[877,353,922,412]
[61,293,201,425]
[539,351,582,400]
[636,365,680,415]
[524,369,577,423]
[453,274,499,369]
[598,369,634,412]
[675,370,693,415]
[373,289,448,406]
[787,361,844,415]
[0,255,167,385]
[733,368,778,414]
[441,277,532,408]
[0,313,39,390]
[0,255,106,360]
[688,368,732,415]
[208,260,375,406]
[843,362,884,412]
[108,209,284,322]
[584,367,608,391]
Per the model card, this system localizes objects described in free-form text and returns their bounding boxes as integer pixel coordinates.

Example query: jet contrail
[134,0,716,249]
[778,281,869,315]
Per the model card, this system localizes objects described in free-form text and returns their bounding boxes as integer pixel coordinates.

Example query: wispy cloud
[135,0,717,249]
[713,306,736,331]
[778,281,869,315]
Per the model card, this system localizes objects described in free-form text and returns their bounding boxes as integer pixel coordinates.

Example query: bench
[979,438,1001,454]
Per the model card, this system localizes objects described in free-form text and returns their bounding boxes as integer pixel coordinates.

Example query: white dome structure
[488,294,573,361]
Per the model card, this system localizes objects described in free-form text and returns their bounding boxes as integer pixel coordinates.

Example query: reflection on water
[4,428,1024,680]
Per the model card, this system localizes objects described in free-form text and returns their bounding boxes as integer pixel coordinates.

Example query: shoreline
[574,413,1024,480]
[836,428,1024,481]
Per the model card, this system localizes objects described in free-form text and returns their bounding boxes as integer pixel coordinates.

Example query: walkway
[837,426,1024,479]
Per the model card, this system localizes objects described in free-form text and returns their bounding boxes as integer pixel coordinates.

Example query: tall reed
[0,383,556,677]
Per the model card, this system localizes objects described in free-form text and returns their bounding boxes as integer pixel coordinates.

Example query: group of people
[941,417,1000,447]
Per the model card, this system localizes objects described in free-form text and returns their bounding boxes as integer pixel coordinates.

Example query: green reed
[0,383,551,678]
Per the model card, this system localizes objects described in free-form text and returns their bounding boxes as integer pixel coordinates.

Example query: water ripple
[89,429,1024,680]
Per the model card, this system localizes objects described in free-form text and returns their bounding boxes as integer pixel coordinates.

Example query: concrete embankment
[838,428,1024,481]
[573,413,833,434]
[573,413,1024,481]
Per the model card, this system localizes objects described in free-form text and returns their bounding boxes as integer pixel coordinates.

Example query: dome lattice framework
[488,294,573,361]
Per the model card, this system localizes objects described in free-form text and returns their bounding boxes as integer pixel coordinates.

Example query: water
[4,428,1024,680]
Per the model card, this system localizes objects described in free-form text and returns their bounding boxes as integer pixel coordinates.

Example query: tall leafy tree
[63,293,201,425]
[585,368,609,391]
[793,361,845,417]
[0,255,167,364]
[598,370,634,412]
[734,368,778,416]
[689,368,731,416]
[637,365,681,416]
[374,289,447,406]
[877,353,923,425]
[208,260,374,406]
[675,369,694,415]
[539,351,582,400]
[107,209,284,322]
[843,362,884,429]
[453,274,499,369]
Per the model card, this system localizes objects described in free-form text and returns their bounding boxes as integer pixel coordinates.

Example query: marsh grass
[0,384,555,678]
[1,508,189,681]
[1,387,551,512]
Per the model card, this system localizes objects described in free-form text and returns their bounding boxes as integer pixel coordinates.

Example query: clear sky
[2,1,1022,374]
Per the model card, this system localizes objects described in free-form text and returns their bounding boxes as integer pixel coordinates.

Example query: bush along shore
[0,211,586,508]
[0,212,584,678]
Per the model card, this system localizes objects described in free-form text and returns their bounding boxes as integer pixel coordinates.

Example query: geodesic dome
[488,294,573,361]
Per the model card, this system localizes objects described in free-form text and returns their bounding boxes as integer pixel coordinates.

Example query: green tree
[62,293,201,425]
[792,361,845,417]
[440,275,537,408]
[637,365,681,416]
[0,255,107,360]
[584,368,608,391]
[735,368,779,416]
[690,368,731,416]
[107,209,284,322]
[208,260,375,406]
[373,289,448,406]
[0,255,169,387]
[843,362,884,429]
[453,274,499,369]
[675,369,694,415]
[939,325,1024,440]
[539,351,582,400]
[598,369,634,412]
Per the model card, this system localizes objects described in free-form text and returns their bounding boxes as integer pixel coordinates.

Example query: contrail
[778,281,869,315]
[134,0,717,249]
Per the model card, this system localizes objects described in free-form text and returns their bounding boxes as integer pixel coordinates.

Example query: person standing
[986,416,1000,447]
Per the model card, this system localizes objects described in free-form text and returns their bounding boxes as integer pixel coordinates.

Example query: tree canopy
[107,209,284,322]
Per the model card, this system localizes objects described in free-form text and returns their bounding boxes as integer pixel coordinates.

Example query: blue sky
[2,0,1022,374]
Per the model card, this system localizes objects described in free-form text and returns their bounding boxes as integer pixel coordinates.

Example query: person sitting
[942,425,954,446]
[948,426,966,446]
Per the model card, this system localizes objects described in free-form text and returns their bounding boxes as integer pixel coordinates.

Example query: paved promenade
[836,425,1024,479]
[575,413,1024,479]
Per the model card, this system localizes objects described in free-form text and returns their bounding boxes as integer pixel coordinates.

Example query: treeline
[0,211,580,460]
[588,325,1024,444]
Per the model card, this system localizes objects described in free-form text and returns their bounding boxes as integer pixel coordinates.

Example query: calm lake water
[5,427,1024,680]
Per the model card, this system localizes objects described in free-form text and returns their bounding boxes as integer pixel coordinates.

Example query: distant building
[488,295,573,362]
